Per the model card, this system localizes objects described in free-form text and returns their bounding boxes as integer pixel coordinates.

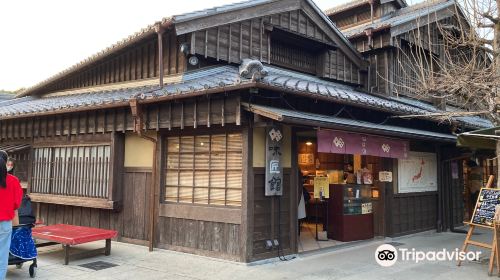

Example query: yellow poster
[314,177,329,198]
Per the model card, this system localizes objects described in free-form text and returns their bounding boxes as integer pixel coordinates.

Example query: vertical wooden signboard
[265,125,283,196]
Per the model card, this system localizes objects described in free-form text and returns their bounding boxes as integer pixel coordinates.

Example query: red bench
[32,224,118,265]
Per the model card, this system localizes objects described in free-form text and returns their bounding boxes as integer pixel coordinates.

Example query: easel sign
[471,188,500,227]
[458,176,498,276]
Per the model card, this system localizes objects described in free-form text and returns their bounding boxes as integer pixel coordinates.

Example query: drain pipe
[129,98,158,252]
[127,23,164,252]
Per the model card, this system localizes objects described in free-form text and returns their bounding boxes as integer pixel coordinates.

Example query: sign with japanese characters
[362,202,373,214]
[298,153,314,165]
[379,171,393,182]
[313,176,329,199]
[265,125,283,196]
[317,130,408,159]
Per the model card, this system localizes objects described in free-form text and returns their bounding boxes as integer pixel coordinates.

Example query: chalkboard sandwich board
[471,188,500,227]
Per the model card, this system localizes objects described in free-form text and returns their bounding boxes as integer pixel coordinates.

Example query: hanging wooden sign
[265,125,283,196]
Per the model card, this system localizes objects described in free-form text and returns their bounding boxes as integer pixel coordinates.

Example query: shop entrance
[295,130,386,252]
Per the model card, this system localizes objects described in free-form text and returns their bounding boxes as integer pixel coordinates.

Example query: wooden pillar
[241,123,253,262]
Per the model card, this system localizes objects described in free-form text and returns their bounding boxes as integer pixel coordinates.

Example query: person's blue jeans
[0,221,12,280]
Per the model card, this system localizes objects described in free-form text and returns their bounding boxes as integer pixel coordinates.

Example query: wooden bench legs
[105,239,111,256]
[38,239,113,265]
[64,245,70,265]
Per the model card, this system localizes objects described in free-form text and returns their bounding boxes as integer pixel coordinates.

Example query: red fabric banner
[317,130,408,159]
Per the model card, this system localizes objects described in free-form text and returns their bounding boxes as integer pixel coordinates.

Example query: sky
[0,0,357,91]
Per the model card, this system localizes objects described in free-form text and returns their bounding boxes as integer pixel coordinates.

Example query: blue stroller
[8,196,38,278]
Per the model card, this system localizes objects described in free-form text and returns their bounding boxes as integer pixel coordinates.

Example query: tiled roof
[324,0,408,16]
[19,0,362,98]
[324,0,371,16]
[342,0,454,38]
[389,96,494,129]
[0,93,14,101]
[1,63,491,129]
[243,103,457,142]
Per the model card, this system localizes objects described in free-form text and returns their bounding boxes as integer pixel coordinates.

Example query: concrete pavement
[6,227,495,280]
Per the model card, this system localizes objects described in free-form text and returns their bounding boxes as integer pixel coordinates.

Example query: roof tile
[0,63,491,129]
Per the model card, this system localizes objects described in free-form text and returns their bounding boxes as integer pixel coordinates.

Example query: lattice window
[31,145,111,198]
[271,40,317,75]
[165,133,243,207]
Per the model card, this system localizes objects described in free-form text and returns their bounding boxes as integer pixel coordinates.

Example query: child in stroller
[8,192,37,278]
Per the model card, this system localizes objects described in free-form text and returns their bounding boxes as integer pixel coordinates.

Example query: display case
[342,184,372,215]
[327,184,374,242]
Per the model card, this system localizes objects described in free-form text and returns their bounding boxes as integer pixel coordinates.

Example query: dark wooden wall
[329,1,398,29]
[389,192,437,236]
[441,160,465,229]
[251,168,295,261]
[36,168,152,244]
[319,49,360,83]
[39,32,188,95]
[379,146,439,237]
[0,95,240,141]
[190,9,334,65]
[156,217,241,261]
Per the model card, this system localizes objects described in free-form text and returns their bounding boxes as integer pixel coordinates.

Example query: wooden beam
[249,20,253,58]
[216,26,220,61]
[30,193,118,210]
[239,23,243,61]
[259,18,263,61]
[221,97,225,127]
[168,103,172,130]
[204,30,208,58]
[159,204,241,224]
[156,105,160,131]
[207,97,212,127]
[193,100,198,129]
[236,97,241,126]
[228,24,232,63]
[190,32,196,55]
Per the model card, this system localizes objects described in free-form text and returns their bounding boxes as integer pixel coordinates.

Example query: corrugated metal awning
[243,103,457,142]
[0,144,31,153]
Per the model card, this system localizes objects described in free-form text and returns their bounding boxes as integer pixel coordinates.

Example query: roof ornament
[239,59,268,81]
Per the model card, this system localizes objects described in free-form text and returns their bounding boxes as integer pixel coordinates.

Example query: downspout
[129,98,158,252]
[128,23,164,252]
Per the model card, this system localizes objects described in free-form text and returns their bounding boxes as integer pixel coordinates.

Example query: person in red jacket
[0,151,23,280]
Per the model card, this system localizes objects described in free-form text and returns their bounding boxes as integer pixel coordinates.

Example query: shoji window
[31,145,111,198]
[165,133,243,207]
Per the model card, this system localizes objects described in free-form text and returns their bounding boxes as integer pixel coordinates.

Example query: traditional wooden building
[325,0,496,232]
[0,0,492,262]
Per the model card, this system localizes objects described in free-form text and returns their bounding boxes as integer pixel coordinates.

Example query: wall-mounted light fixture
[305,141,313,146]
[180,43,190,56]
